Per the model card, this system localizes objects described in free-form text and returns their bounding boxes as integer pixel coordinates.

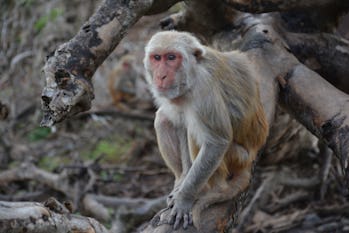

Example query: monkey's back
[202,48,269,178]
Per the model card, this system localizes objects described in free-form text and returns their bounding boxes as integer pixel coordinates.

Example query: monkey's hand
[168,192,194,230]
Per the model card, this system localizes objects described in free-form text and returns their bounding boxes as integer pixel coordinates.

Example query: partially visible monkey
[108,55,137,109]
[108,55,151,110]
[144,31,269,230]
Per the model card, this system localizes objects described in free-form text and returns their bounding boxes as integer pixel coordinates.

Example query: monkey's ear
[193,48,204,60]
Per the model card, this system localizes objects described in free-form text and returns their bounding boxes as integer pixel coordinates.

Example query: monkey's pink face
[148,51,183,92]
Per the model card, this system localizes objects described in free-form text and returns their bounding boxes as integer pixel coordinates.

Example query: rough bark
[0,199,109,233]
[40,0,180,127]
[278,65,349,179]
[284,32,349,94]
[223,0,349,13]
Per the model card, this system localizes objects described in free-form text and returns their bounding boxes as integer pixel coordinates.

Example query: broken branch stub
[40,0,156,127]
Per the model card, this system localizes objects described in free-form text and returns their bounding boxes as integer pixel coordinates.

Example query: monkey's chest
[185,111,206,147]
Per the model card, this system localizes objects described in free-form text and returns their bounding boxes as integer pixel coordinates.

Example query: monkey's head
[144,31,206,103]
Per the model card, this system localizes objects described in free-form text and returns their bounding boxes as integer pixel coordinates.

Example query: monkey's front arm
[168,142,228,229]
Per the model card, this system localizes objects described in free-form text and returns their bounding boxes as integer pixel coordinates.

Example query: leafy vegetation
[27,127,51,142]
[34,8,63,32]
[81,137,132,163]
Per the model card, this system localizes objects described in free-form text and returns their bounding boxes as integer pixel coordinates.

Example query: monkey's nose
[161,75,167,80]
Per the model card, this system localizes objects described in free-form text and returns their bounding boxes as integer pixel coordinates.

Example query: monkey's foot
[168,195,194,230]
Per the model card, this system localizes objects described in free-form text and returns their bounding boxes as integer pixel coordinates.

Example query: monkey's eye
[153,55,161,61]
[167,54,176,60]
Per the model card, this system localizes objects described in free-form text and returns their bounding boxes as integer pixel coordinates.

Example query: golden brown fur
[144,31,269,230]
[108,55,138,109]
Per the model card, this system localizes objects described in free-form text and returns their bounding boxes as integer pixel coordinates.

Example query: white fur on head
[143,31,207,106]
[144,31,206,58]
[143,30,206,81]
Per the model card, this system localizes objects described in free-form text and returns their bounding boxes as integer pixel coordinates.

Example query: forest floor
[1,1,349,232]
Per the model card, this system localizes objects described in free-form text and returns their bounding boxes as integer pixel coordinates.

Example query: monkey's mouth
[156,83,186,92]
[157,86,171,92]
[156,84,189,101]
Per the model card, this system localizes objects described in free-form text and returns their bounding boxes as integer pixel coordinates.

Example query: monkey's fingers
[189,212,193,226]
[183,213,191,229]
[173,212,183,230]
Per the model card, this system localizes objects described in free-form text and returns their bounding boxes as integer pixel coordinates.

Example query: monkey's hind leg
[195,169,251,210]
[192,168,251,228]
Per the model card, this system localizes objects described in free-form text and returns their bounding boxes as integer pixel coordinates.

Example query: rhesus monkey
[144,31,269,230]
[108,55,151,110]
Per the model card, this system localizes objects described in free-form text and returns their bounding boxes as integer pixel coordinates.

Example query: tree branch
[284,32,349,94]
[40,0,180,127]
[0,199,109,233]
[231,15,349,172]
[278,64,349,174]
[223,0,348,13]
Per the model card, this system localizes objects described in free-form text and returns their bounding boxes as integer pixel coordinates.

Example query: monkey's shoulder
[204,47,248,62]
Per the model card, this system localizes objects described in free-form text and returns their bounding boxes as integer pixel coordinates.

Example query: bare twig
[266,191,310,213]
[235,175,274,232]
[318,142,333,200]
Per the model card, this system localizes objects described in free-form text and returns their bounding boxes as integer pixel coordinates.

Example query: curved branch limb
[223,0,349,13]
[41,0,181,127]
[235,17,349,172]
[0,163,71,197]
[0,200,109,233]
[278,64,349,175]
[239,15,349,177]
[284,32,349,94]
